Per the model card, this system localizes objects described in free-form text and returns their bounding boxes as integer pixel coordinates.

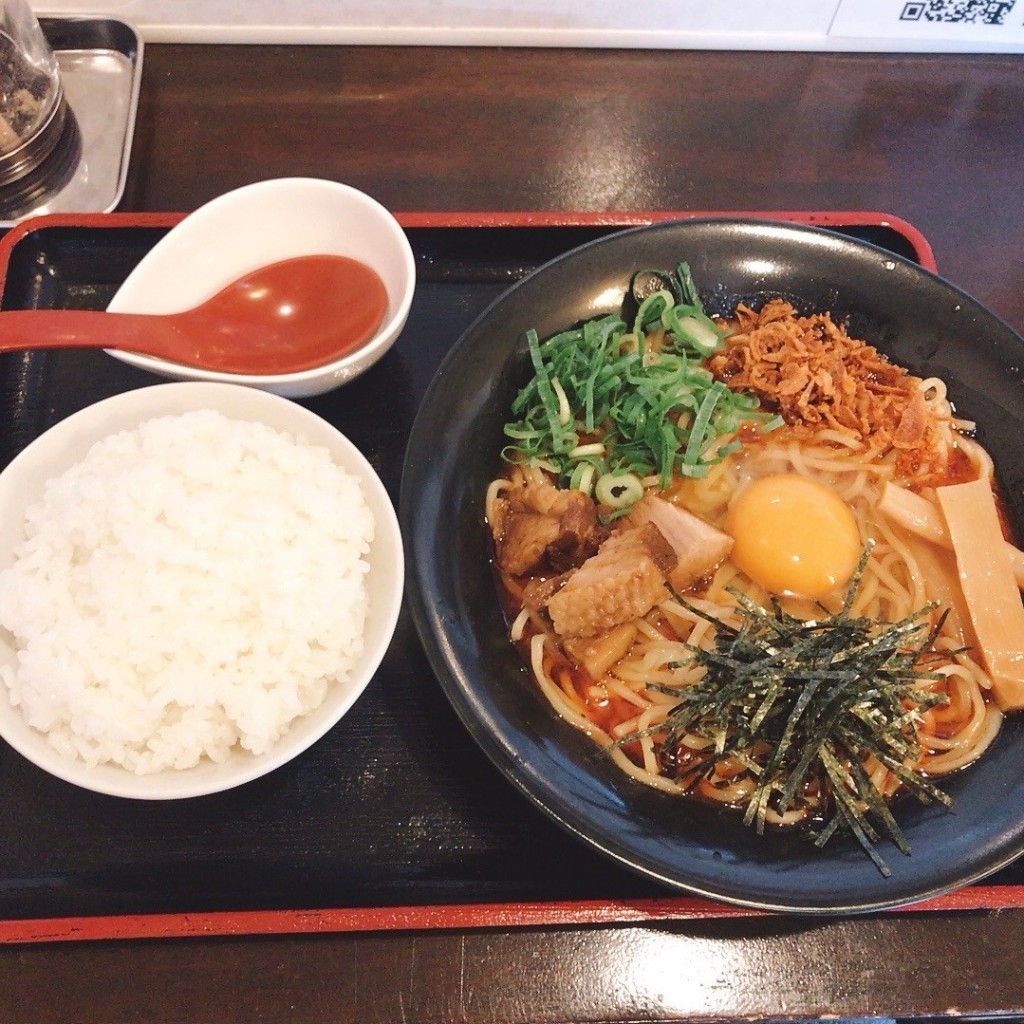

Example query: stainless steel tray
[0,17,143,227]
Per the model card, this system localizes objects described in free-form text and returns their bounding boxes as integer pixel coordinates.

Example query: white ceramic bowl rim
[0,382,405,799]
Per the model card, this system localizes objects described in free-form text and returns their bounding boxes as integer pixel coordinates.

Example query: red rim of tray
[0,208,938,284]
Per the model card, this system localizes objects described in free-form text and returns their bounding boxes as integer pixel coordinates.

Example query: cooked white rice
[0,409,375,775]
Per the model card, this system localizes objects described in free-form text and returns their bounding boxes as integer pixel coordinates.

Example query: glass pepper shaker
[0,0,66,186]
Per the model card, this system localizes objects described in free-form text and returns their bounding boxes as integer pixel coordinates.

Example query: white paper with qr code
[831,0,1024,45]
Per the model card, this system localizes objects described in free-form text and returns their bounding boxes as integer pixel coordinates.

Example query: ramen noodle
[487,271,1024,872]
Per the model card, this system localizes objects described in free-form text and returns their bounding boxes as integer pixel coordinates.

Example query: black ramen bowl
[400,218,1024,914]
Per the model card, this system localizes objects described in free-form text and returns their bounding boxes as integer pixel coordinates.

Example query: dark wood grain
[124,45,1024,335]
[5,910,1024,1023]
[6,42,1024,1023]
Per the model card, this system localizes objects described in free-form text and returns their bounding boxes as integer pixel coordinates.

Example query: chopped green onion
[551,377,572,426]
[502,262,779,506]
[634,289,675,333]
[595,472,645,508]
[568,442,606,458]
[671,315,724,357]
[570,462,597,495]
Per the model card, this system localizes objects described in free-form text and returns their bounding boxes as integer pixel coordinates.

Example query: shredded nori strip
[616,546,956,876]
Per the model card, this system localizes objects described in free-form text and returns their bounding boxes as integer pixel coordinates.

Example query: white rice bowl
[0,383,404,799]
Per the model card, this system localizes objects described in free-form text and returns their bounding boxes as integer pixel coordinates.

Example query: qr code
[900,0,1016,23]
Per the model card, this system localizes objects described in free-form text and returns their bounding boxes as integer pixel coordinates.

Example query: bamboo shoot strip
[937,479,1024,711]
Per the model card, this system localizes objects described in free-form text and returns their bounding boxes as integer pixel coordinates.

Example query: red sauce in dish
[173,254,388,374]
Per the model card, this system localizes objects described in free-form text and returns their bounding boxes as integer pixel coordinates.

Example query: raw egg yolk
[726,474,861,600]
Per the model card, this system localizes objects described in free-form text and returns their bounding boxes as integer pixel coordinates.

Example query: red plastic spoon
[0,254,389,375]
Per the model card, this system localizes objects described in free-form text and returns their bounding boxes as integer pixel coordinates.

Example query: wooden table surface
[6,43,1024,1023]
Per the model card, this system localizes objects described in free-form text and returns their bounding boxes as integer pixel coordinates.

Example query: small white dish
[107,178,416,397]
[0,382,405,799]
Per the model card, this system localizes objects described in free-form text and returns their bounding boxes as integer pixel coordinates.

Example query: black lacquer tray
[3,210,1016,939]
